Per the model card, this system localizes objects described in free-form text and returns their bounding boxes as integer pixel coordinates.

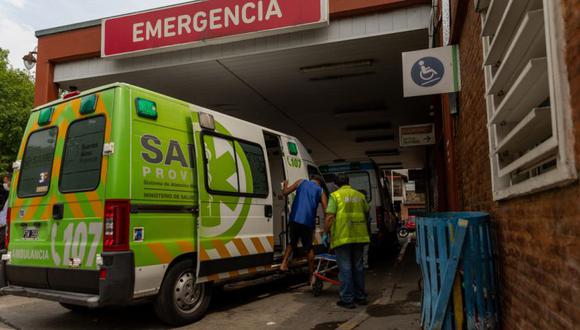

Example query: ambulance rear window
[324,171,372,201]
[347,172,372,201]
[17,127,58,197]
[59,116,106,192]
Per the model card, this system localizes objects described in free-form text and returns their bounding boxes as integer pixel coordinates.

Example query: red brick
[446,0,580,328]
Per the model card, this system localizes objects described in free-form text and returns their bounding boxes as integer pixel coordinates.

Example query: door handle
[191,206,199,215]
[52,204,64,220]
[264,205,273,218]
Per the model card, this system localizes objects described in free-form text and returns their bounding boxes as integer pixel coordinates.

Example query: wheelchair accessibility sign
[402,45,461,97]
[412,57,444,87]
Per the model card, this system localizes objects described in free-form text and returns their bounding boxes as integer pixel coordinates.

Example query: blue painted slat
[429,219,469,330]
[471,225,486,325]
[463,229,476,330]
[436,223,453,329]
[481,224,496,326]
[418,220,431,327]
[416,228,421,264]
[486,226,498,327]
[417,221,429,327]
[482,224,497,328]
[427,222,439,327]
[424,222,435,327]
[477,224,491,325]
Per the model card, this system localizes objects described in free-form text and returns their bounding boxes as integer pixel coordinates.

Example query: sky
[0,0,185,70]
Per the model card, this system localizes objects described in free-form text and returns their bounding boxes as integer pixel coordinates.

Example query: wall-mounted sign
[402,45,461,97]
[399,124,435,147]
[102,0,329,58]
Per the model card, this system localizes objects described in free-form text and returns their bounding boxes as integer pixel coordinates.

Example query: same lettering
[140,134,195,181]
[133,0,283,43]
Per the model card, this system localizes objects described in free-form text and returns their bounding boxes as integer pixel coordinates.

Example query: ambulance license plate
[23,228,39,240]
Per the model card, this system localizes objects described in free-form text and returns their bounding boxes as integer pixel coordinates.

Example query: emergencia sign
[402,45,461,97]
[102,0,329,58]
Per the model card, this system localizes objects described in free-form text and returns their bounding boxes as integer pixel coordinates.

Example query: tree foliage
[0,48,34,174]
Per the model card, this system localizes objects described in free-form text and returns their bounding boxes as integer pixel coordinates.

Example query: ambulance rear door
[7,90,113,294]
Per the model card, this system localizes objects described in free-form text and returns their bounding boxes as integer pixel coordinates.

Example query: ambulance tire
[154,259,212,326]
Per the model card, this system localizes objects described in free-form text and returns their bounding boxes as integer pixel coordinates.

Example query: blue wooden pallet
[416,212,498,330]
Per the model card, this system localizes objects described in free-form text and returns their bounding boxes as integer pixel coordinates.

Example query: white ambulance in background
[319,160,398,248]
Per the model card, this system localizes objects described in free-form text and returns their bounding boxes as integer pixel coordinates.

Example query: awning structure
[53,5,433,167]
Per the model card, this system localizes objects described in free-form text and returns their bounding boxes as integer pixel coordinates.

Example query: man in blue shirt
[280,175,327,279]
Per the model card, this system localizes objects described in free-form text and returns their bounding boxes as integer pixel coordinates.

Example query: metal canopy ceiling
[55,11,434,168]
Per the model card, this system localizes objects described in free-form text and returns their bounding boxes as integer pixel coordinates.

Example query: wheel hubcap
[174,271,203,313]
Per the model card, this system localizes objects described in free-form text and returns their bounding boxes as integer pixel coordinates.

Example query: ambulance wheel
[154,259,212,326]
[312,278,323,297]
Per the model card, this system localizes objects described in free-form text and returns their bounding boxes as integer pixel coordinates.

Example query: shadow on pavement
[0,272,314,330]
[0,246,406,330]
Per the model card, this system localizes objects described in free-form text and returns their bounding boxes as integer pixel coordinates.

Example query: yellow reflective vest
[329,186,370,249]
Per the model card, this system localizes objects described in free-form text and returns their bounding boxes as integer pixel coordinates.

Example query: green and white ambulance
[0,83,324,325]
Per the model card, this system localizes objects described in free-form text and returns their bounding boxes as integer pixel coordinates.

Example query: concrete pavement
[0,247,422,330]
[338,242,422,330]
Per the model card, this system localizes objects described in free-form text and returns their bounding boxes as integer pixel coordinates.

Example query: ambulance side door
[192,113,274,282]
[279,137,325,247]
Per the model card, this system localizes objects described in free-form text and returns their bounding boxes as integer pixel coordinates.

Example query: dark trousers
[0,226,5,250]
[335,243,368,303]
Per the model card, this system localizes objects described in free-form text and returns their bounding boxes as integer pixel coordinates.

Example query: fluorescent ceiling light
[334,106,388,117]
[355,135,395,143]
[365,149,400,156]
[300,59,374,73]
[346,122,392,131]
[309,71,375,82]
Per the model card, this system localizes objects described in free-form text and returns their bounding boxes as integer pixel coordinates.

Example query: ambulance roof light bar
[63,91,81,99]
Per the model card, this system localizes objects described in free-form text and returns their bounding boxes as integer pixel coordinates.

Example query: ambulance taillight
[5,207,11,249]
[103,200,130,251]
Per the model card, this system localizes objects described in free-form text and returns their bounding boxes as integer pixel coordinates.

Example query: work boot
[354,298,369,306]
[336,300,356,309]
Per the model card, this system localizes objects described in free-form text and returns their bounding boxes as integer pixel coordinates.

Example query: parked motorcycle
[397,216,417,243]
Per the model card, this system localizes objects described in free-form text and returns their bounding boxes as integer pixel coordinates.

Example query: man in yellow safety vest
[324,174,370,309]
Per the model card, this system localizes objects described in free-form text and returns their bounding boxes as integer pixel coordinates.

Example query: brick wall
[452,0,580,328]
